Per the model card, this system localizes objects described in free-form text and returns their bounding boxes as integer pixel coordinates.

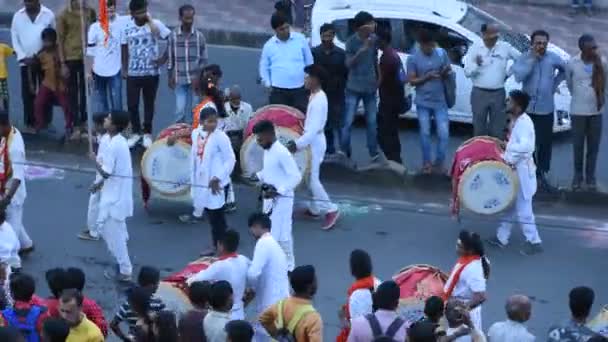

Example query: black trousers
[572,115,602,180]
[205,207,227,247]
[377,101,402,163]
[529,113,554,175]
[269,86,308,114]
[127,75,160,134]
[66,60,87,126]
[325,94,344,154]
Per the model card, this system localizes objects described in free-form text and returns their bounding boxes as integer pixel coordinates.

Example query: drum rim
[458,136,504,152]
[458,160,518,215]
[252,104,305,119]
[141,137,192,197]
[392,264,449,281]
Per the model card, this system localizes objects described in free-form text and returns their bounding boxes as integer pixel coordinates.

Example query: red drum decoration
[392,264,448,324]
[244,105,305,138]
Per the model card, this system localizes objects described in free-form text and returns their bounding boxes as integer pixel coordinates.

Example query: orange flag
[99,0,109,45]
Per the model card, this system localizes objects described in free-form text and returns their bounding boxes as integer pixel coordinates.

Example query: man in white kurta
[487,90,543,256]
[253,120,302,271]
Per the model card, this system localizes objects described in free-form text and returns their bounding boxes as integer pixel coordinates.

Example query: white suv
[310,0,572,133]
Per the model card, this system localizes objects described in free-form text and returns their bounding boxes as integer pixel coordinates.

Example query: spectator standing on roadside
[259,12,313,114]
[512,30,566,193]
[312,23,347,156]
[565,34,606,191]
[464,23,520,139]
[571,0,593,16]
[407,29,452,174]
[122,0,171,149]
[57,0,96,140]
[224,85,253,161]
[487,295,535,342]
[376,27,405,164]
[58,289,104,342]
[11,0,55,134]
[548,286,602,341]
[86,0,126,113]
[0,44,14,112]
[341,11,380,164]
[167,4,208,124]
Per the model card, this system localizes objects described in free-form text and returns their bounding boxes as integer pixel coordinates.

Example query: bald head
[481,23,500,47]
[506,295,532,323]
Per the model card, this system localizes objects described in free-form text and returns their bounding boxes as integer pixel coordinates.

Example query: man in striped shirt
[167,4,208,124]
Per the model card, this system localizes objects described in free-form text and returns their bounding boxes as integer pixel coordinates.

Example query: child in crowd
[0,43,14,111]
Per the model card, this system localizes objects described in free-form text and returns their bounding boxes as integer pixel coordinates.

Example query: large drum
[589,305,608,337]
[393,264,448,324]
[450,136,517,216]
[244,104,305,138]
[240,126,311,184]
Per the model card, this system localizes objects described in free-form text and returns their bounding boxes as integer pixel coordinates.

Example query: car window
[403,19,470,66]
[331,18,409,52]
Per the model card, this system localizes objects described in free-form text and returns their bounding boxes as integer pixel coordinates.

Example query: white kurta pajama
[98,134,134,276]
[296,90,338,215]
[256,142,302,271]
[247,233,290,342]
[497,113,542,245]
[444,259,486,330]
[0,222,20,270]
[186,254,251,320]
[87,134,111,238]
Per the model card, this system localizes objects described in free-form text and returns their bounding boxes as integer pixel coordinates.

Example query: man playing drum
[487,90,543,256]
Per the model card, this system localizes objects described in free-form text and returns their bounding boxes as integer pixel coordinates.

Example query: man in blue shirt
[259,12,313,114]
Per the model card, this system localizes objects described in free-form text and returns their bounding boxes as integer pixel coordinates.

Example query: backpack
[274,300,316,342]
[365,313,405,342]
[2,305,43,342]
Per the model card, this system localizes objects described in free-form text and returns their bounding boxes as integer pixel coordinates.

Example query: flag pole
[79,0,94,153]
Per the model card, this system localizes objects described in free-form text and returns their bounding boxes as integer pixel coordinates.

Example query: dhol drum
[393,264,448,324]
[244,104,305,138]
[450,136,517,216]
[588,305,608,337]
[240,126,311,185]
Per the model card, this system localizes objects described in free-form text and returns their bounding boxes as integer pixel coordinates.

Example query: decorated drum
[588,305,608,337]
[244,104,305,138]
[141,138,191,197]
[450,136,517,216]
[240,126,311,184]
[393,264,448,324]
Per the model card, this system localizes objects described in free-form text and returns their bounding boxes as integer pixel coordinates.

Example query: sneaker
[572,175,583,191]
[421,163,433,175]
[520,242,544,256]
[142,134,153,149]
[538,173,559,194]
[78,230,100,241]
[224,202,237,213]
[127,134,142,148]
[322,210,340,230]
[69,128,82,141]
[104,269,133,283]
[178,214,204,224]
[298,208,321,219]
[486,236,507,249]
[586,178,597,192]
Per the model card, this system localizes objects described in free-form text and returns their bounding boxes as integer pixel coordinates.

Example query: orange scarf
[99,0,109,45]
[336,276,376,342]
[192,98,213,129]
[442,255,480,301]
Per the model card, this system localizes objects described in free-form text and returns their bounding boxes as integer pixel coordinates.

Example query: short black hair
[41,28,57,42]
[225,320,254,342]
[60,288,84,307]
[408,320,437,342]
[424,296,445,320]
[578,33,595,50]
[65,267,86,292]
[509,89,531,112]
[138,266,161,287]
[0,110,9,126]
[304,64,328,83]
[569,286,595,319]
[350,249,372,279]
[43,318,71,342]
[202,64,223,79]
[199,107,219,122]
[289,265,316,294]
[45,268,67,299]
[248,212,271,230]
[221,229,240,253]
[188,281,211,307]
[107,0,116,7]
[209,280,233,310]
[0,326,23,342]
[179,4,195,16]
[376,27,392,44]
[320,23,334,34]
[109,110,130,133]
[92,112,109,125]
[480,23,488,33]
[127,286,153,313]
[271,12,289,30]
[531,29,550,42]
[10,273,35,302]
[417,29,435,44]
[252,120,275,135]
[129,0,147,12]
[373,281,400,311]
[353,11,374,29]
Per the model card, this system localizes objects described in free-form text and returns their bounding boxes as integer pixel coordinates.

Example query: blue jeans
[572,0,592,8]
[175,83,197,124]
[416,105,450,166]
[340,90,378,157]
[93,72,122,113]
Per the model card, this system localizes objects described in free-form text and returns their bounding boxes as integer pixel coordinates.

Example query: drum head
[459,161,518,215]
[141,138,192,197]
[244,105,305,138]
[459,136,504,151]
[240,127,311,183]
[393,264,448,323]
[157,282,193,316]
[588,305,608,337]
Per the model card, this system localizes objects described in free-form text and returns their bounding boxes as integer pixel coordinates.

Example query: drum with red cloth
[393,264,448,324]
[243,104,305,138]
[450,136,517,216]
[589,305,608,337]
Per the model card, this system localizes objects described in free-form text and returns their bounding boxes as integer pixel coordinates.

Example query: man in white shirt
[487,90,543,256]
[252,120,302,271]
[90,110,134,282]
[487,295,535,342]
[86,0,127,113]
[187,229,250,320]
[0,111,32,256]
[246,213,290,342]
[11,0,55,132]
[288,64,340,230]
[464,24,520,138]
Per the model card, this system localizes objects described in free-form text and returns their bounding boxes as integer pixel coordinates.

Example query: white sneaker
[127,134,141,148]
[142,134,153,149]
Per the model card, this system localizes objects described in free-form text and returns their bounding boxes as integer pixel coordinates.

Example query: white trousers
[263,196,295,271]
[278,239,295,272]
[307,151,338,215]
[87,192,101,238]
[469,306,483,331]
[226,182,235,204]
[101,217,133,276]
[497,190,542,245]
[6,204,32,250]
